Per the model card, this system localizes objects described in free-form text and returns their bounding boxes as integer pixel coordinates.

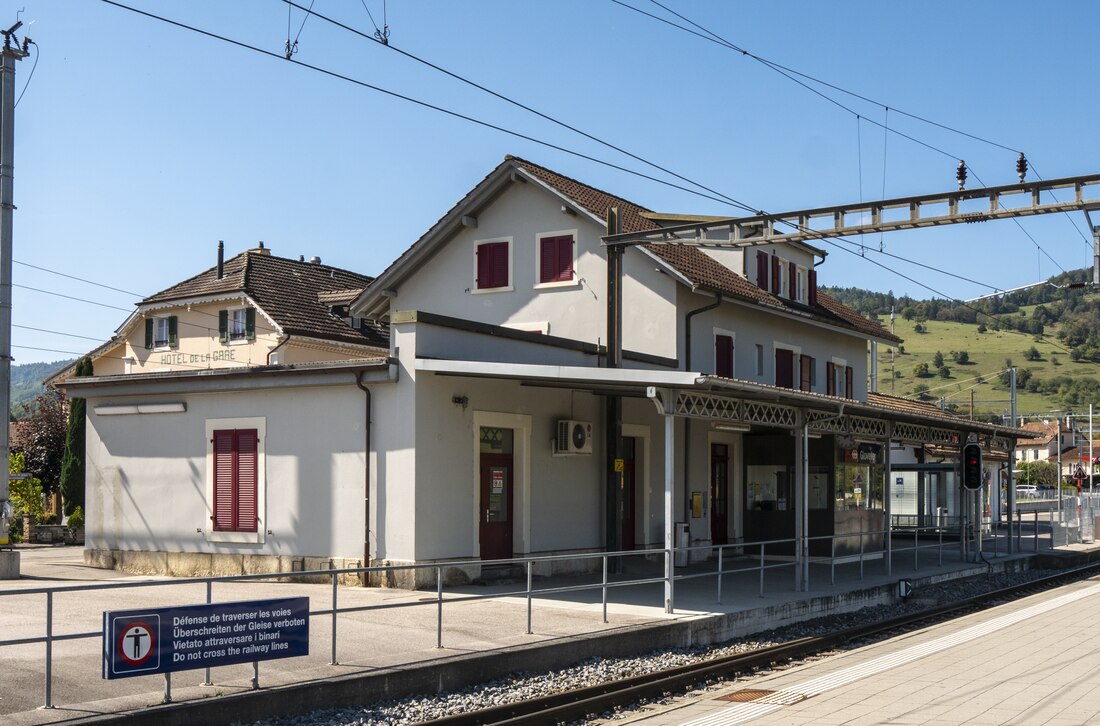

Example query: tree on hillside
[938,366,951,379]
[1023,346,1041,362]
[952,350,970,364]
[932,351,945,368]
[912,362,930,378]
[59,357,93,516]
[913,323,926,334]
[977,323,987,334]
[913,384,931,400]
[10,389,67,497]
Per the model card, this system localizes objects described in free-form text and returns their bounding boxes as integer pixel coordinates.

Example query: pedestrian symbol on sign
[106,613,161,677]
[118,621,155,665]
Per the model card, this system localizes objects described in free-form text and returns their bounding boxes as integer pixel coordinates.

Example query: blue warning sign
[103,597,309,679]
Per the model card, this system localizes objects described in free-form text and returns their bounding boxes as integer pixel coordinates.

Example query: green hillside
[11,359,73,418]
[824,269,1100,420]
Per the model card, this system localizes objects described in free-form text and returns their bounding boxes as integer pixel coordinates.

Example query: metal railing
[0,523,1005,713]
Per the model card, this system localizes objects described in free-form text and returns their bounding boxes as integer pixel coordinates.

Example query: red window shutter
[540,235,573,283]
[756,251,768,289]
[788,261,797,299]
[800,355,813,391]
[212,430,236,531]
[235,429,258,532]
[808,269,818,306]
[775,348,794,388]
[845,366,854,399]
[715,335,733,378]
[826,361,836,396]
[212,428,258,532]
[477,242,509,289]
[771,256,781,295]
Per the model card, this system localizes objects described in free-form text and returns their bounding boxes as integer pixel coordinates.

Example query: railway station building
[59,156,1034,586]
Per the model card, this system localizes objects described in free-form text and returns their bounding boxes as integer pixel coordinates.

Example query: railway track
[425,562,1100,725]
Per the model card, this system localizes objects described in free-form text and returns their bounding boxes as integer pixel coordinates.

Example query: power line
[280,0,1005,294]
[14,39,37,108]
[103,0,1085,366]
[629,0,1073,273]
[282,0,757,216]
[14,259,145,297]
[13,323,106,342]
[616,0,1021,155]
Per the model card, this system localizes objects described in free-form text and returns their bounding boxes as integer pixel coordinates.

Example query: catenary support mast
[0,28,25,513]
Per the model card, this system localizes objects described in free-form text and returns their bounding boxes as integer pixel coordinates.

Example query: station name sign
[103,597,309,679]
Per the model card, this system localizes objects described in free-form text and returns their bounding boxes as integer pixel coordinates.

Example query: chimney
[252,241,271,256]
[217,240,224,279]
[309,256,321,265]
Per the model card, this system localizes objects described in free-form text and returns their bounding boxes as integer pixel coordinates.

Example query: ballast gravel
[244,568,1060,726]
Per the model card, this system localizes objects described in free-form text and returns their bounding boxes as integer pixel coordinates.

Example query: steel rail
[426,561,1100,725]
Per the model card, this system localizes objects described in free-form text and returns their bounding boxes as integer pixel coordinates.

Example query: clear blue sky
[8,0,1100,364]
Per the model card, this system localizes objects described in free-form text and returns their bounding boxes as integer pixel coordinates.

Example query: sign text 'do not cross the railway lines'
[103,597,309,679]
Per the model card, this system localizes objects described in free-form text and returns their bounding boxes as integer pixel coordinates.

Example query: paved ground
[627,575,1100,725]
[0,537,1068,725]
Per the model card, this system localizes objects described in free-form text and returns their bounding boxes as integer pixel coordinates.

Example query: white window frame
[778,261,788,298]
[204,416,266,545]
[153,316,172,351]
[713,328,736,378]
[534,229,579,289]
[228,307,249,344]
[472,236,514,294]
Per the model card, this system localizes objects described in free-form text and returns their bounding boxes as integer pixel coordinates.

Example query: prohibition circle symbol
[117,621,155,666]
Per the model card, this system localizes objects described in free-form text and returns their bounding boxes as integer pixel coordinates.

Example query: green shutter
[144,319,153,350]
[168,316,178,347]
[218,310,229,344]
[245,308,256,341]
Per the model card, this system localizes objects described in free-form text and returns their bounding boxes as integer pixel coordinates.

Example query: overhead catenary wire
[617,0,1021,155]
[628,0,1074,273]
[100,0,1091,368]
[278,0,1003,294]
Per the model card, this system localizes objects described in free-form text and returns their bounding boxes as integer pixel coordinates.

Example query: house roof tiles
[142,251,388,349]
[510,156,901,345]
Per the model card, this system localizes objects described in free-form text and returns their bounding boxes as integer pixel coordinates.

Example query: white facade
[69,156,1030,586]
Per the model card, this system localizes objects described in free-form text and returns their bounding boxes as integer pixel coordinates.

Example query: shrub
[67,506,84,529]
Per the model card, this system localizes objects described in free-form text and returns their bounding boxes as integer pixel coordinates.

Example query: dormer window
[220,307,255,344]
[144,315,177,351]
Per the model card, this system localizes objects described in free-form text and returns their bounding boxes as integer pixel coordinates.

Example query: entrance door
[620,437,637,550]
[479,427,514,560]
[711,443,730,545]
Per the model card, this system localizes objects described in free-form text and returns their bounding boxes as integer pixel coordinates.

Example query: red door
[479,452,514,560]
[711,443,730,545]
[620,437,637,550]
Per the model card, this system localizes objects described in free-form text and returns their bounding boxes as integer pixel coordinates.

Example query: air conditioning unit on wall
[556,420,593,455]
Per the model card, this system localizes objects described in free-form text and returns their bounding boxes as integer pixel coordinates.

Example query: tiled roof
[510,156,902,345]
[143,251,388,349]
[1016,421,1068,446]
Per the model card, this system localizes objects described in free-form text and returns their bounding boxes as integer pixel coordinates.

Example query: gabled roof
[1016,421,1070,447]
[142,250,388,349]
[509,156,901,345]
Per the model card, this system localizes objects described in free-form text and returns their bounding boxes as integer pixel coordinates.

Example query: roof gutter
[682,293,722,523]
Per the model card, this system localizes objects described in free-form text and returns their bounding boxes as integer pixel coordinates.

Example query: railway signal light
[962,443,982,490]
